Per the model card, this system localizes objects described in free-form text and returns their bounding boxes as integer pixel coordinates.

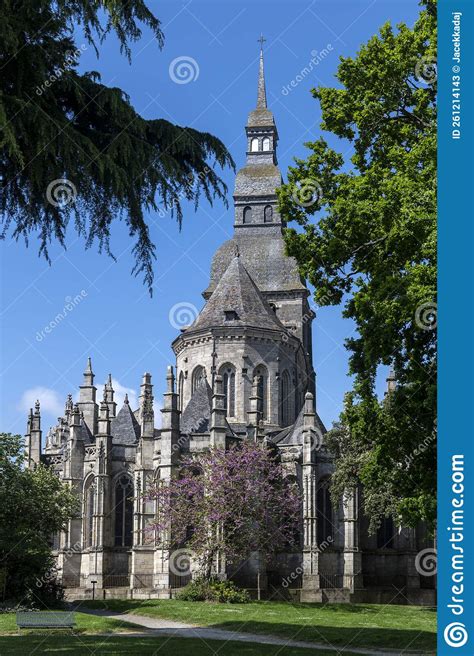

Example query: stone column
[59,403,84,585]
[131,374,156,589]
[342,488,363,591]
[154,366,180,591]
[301,393,321,600]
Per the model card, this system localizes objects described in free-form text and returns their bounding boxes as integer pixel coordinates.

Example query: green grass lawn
[81,599,437,652]
[0,634,361,656]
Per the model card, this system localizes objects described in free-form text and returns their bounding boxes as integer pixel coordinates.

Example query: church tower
[203,41,315,396]
[174,41,317,432]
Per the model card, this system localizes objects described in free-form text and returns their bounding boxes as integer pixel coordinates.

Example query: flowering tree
[148,442,301,580]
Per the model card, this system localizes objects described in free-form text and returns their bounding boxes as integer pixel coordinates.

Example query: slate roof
[271,403,326,447]
[234,163,282,196]
[78,417,94,444]
[204,234,306,297]
[181,377,213,434]
[186,256,288,334]
[110,399,141,445]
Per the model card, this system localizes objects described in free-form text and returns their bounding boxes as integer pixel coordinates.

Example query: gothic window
[243,206,252,224]
[253,365,268,420]
[264,205,273,223]
[220,364,236,417]
[377,516,395,549]
[191,366,206,393]
[316,480,334,545]
[250,137,259,152]
[83,477,95,548]
[280,370,292,426]
[262,137,271,151]
[178,371,184,412]
[114,475,134,547]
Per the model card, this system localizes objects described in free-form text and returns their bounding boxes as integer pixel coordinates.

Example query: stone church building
[25,48,435,605]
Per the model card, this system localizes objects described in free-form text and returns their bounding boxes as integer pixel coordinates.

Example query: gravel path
[79,607,434,656]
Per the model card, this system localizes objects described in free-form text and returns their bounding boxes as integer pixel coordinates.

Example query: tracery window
[178,371,184,411]
[316,479,334,545]
[83,477,95,548]
[253,365,268,420]
[114,475,134,547]
[280,370,292,426]
[191,366,206,393]
[220,364,236,417]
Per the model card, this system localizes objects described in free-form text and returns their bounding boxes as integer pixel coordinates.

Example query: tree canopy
[0,0,234,293]
[0,433,78,604]
[277,1,436,531]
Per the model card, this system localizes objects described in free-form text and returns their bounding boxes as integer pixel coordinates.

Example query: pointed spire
[256,34,267,109]
[83,356,94,386]
[124,393,129,404]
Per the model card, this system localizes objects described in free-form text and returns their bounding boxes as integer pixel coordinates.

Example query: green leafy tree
[277,2,436,531]
[0,0,234,292]
[0,433,78,605]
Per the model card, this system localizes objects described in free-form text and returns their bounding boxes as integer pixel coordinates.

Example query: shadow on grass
[0,635,360,656]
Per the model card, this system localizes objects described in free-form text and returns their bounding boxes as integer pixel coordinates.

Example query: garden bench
[16,611,76,632]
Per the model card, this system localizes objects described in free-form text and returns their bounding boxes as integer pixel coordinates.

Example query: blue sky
[0,0,420,438]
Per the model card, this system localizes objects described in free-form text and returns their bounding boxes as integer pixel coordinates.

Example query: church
[25,47,435,605]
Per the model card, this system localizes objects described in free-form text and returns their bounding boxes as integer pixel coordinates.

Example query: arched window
[219,364,236,417]
[280,370,292,426]
[264,205,273,223]
[178,371,184,412]
[377,516,395,549]
[317,480,333,545]
[83,477,95,548]
[253,365,268,420]
[243,206,252,224]
[191,366,206,393]
[114,475,134,547]
[250,137,259,152]
[262,137,270,151]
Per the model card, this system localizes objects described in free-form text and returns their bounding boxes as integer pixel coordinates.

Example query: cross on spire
[256,35,267,109]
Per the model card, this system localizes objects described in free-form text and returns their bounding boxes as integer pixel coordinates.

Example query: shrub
[176,578,250,603]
